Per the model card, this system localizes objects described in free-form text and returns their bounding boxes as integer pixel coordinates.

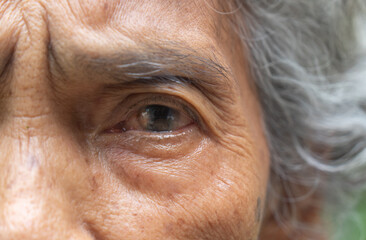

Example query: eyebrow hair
[83,47,228,77]
[55,42,236,106]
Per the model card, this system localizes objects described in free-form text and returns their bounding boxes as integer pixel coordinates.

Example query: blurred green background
[331,193,366,240]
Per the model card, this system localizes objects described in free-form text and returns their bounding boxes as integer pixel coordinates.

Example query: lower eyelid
[95,124,205,159]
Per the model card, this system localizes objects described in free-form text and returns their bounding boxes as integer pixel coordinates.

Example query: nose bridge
[0,4,94,239]
[0,100,94,238]
[0,0,55,190]
[0,134,88,239]
[10,2,51,120]
[0,0,56,218]
[0,143,53,232]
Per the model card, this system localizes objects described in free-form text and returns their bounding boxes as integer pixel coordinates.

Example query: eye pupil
[139,105,179,132]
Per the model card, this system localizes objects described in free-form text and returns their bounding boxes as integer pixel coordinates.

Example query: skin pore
[0,0,270,239]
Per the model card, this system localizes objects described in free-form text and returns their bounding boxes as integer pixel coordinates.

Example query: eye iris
[139,105,179,132]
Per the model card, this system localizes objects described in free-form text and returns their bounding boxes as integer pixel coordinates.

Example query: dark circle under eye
[138,105,180,132]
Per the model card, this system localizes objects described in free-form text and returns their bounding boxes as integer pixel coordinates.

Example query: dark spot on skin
[255,197,262,223]
[6,178,15,189]
[27,154,39,170]
[165,218,186,234]
[164,222,174,234]
[177,218,186,225]
[166,192,174,200]
[90,176,98,191]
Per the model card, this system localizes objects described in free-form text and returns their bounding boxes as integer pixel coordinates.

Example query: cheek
[78,139,267,240]
[160,151,265,240]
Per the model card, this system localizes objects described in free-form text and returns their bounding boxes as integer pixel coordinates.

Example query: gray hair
[227,0,366,238]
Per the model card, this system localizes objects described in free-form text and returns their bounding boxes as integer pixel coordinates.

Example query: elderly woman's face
[0,1,270,239]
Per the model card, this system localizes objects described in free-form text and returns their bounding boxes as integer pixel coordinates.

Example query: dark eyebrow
[61,43,235,105]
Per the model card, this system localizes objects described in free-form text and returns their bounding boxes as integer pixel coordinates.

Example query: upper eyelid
[117,75,236,116]
[55,45,236,106]
[96,79,215,136]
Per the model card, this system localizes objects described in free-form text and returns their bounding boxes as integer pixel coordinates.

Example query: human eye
[96,93,204,159]
[104,94,199,135]
[123,103,193,132]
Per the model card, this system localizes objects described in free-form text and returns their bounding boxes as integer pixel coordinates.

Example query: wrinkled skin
[0,1,269,239]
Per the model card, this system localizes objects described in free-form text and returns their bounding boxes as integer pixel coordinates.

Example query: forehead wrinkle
[46,0,240,99]
[64,0,224,37]
[71,0,121,27]
[46,0,238,61]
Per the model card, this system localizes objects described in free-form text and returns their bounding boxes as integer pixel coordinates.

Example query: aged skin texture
[0,0,270,239]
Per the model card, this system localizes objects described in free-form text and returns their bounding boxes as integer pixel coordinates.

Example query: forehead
[28,0,228,67]
[0,0,240,101]
[1,0,230,48]
[45,0,224,45]
[65,0,214,29]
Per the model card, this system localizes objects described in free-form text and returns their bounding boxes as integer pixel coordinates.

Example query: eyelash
[104,94,201,134]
